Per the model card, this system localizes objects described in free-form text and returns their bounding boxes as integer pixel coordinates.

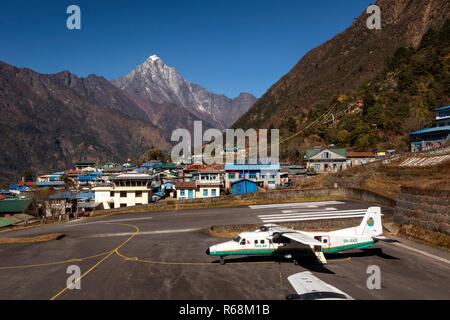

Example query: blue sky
[0,0,373,98]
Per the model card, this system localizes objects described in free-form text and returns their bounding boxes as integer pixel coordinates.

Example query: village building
[196,169,221,198]
[75,160,96,171]
[409,106,450,152]
[174,169,221,199]
[93,173,152,209]
[231,179,258,194]
[224,162,281,190]
[346,152,376,168]
[305,148,347,173]
[174,181,197,199]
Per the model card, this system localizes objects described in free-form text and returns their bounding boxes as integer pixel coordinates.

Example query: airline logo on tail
[367,218,375,227]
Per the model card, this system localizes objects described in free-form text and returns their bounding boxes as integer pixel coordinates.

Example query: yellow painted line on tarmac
[0,250,113,270]
[50,223,139,300]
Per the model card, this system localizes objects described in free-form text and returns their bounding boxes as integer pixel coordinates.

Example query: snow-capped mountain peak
[111,56,257,130]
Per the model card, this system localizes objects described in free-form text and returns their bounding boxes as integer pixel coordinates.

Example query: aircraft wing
[262,224,324,247]
[287,271,354,300]
[282,232,324,247]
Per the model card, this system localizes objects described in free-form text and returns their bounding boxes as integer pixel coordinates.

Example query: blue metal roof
[225,163,280,171]
[409,126,450,135]
[9,184,19,190]
[36,181,65,186]
[231,178,258,186]
[435,106,450,111]
[78,175,96,181]
[141,162,162,167]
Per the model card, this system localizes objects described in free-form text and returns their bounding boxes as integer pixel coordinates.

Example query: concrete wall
[395,187,450,236]
[93,187,398,215]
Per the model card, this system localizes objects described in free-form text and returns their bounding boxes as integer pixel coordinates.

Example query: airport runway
[0,200,449,300]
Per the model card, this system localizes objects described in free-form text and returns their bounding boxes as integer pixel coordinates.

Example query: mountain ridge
[112,55,257,131]
[233,0,449,130]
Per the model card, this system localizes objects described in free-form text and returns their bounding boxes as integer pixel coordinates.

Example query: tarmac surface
[0,200,449,300]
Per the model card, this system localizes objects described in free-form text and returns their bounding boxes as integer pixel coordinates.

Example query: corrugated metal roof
[305,148,347,159]
[0,199,31,213]
[409,126,450,135]
[0,218,15,228]
[224,163,280,171]
[35,181,65,186]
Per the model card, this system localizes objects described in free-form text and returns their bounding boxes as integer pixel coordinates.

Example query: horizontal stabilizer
[373,236,398,243]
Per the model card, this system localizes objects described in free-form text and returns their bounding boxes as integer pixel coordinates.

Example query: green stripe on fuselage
[210,241,375,256]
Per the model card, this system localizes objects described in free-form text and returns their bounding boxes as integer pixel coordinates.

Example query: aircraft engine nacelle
[272,232,283,243]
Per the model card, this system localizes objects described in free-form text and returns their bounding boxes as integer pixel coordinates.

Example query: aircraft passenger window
[260,240,265,244]
[240,239,246,245]
[323,239,328,243]
[268,240,272,244]
[254,240,258,244]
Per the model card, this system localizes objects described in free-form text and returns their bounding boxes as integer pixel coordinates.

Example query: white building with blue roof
[409,106,450,152]
[224,162,281,190]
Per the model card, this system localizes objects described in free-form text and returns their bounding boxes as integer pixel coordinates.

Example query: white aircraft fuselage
[206,207,384,264]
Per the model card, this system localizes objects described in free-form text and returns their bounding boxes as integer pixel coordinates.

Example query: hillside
[0,61,171,182]
[276,19,449,160]
[233,0,449,158]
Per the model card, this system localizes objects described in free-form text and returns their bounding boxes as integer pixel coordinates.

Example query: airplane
[206,206,390,265]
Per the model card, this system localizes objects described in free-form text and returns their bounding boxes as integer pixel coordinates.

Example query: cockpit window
[233,236,241,243]
[240,239,246,245]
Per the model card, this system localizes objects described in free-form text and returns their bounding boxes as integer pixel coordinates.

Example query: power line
[279,103,338,145]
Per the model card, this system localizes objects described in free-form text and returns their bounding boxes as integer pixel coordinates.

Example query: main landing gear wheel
[220,256,225,265]
[293,259,299,265]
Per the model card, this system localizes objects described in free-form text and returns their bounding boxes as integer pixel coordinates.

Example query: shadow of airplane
[212,255,335,274]
[332,247,399,260]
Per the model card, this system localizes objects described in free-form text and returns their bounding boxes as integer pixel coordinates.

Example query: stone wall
[94,187,397,216]
[395,187,450,236]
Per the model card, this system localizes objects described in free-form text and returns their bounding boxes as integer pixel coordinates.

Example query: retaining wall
[93,187,397,216]
[394,187,450,235]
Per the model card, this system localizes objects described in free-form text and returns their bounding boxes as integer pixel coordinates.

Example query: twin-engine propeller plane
[206,207,390,265]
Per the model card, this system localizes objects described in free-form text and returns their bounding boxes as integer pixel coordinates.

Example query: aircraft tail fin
[356,207,383,237]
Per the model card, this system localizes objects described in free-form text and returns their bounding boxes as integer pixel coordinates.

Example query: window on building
[239,173,245,179]
[228,173,236,179]
[249,174,256,179]
[110,191,114,197]
[120,203,127,208]
[180,190,185,196]
[203,189,209,196]
[136,191,142,197]
[211,189,216,196]
[261,175,267,179]
[120,191,126,198]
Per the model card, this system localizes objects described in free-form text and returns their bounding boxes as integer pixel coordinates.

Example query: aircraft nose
[205,248,210,255]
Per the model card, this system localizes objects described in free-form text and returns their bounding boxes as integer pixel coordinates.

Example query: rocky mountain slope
[233,0,449,131]
[0,61,171,181]
[112,55,257,131]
